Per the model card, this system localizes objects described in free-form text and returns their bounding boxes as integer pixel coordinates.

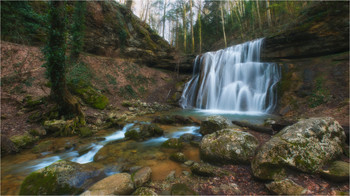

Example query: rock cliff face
[83,1,192,73]
[261,2,349,60]
[260,2,349,122]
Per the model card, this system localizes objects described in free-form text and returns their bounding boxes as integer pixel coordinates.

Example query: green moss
[161,138,183,149]
[69,82,109,110]
[19,170,78,195]
[10,132,37,149]
[125,129,141,140]
[32,140,53,153]
[171,183,197,195]
[79,127,93,137]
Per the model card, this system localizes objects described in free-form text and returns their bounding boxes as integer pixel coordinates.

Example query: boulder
[170,183,197,195]
[200,116,230,135]
[190,162,222,177]
[161,138,184,149]
[200,129,259,164]
[132,167,152,188]
[320,161,349,182]
[265,179,307,195]
[44,119,74,135]
[140,124,164,138]
[170,152,187,163]
[32,140,54,153]
[10,132,38,149]
[132,187,157,196]
[81,173,134,195]
[1,134,19,155]
[179,133,195,142]
[252,117,346,180]
[19,160,102,195]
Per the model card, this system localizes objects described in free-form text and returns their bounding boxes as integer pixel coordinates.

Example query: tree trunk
[220,1,227,48]
[183,2,187,53]
[198,0,202,53]
[126,0,132,10]
[162,0,167,38]
[48,1,84,121]
[144,0,150,23]
[266,0,272,27]
[190,0,194,53]
[256,0,262,32]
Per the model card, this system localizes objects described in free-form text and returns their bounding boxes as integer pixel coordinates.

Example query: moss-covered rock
[200,128,259,164]
[125,129,141,140]
[161,138,184,149]
[200,116,230,135]
[81,173,134,195]
[252,117,346,180]
[170,152,187,163]
[69,83,109,110]
[140,124,164,138]
[190,162,220,177]
[19,160,102,195]
[265,179,307,195]
[320,161,349,182]
[79,127,93,138]
[1,134,19,155]
[32,140,54,153]
[10,132,38,149]
[153,115,194,125]
[132,187,157,196]
[170,183,197,195]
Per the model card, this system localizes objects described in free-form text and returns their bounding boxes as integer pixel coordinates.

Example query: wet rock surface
[199,116,230,135]
[252,117,346,180]
[200,128,259,164]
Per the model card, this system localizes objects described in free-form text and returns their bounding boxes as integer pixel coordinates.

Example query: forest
[1,0,349,195]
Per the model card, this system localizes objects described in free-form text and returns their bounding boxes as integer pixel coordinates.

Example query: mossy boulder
[170,152,187,163]
[70,83,109,110]
[32,140,54,153]
[81,173,134,195]
[252,117,346,180]
[10,132,38,149]
[200,128,259,164]
[179,133,196,143]
[132,187,157,196]
[79,127,93,138]
[170,183,197,195]
[140,124,164,138]
[44,119,69,134]
[190,162,221,177]
[320,161,349,182]
[200,116,230,135]
[19,160,102,195]
[132,167,152,188]
[153,115,194,125]
[125,129,141,141]
[161,138,184,149]
[265,179,307,195]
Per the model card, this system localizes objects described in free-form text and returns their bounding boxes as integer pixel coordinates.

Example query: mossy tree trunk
[46,1,84,122]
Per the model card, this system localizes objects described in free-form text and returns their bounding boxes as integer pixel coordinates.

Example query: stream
[1,110,276,195]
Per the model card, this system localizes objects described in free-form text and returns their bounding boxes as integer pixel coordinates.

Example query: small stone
[184,160,194,166]
[182,171,190,176]
[166,170,176,181]
[133,167,152,188]
[321,161,349,182]
[266,179,307,195]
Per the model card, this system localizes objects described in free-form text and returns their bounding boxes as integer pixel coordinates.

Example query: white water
[180,38,281,113]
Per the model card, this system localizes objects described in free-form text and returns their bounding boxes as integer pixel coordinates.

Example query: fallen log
[232,120,274,135]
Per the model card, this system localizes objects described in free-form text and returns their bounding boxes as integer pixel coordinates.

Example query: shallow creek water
[1,109,275,195]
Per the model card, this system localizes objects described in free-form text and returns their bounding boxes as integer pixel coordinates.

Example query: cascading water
[180,38,281,113]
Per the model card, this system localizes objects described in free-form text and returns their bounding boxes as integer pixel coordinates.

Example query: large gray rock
[200,129,259,164]
[132,167,152,188]
[266,179,307,195]
[252,117,346,180]
[200,116,230,135]
[19,160,102,195]
[81,173,134,195]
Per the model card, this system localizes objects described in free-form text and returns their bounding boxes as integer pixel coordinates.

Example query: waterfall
[180,38,281,113]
